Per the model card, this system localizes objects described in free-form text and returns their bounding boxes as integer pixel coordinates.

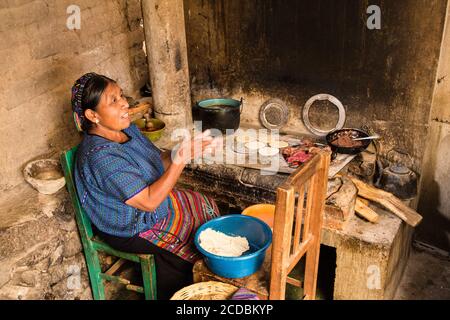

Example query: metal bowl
[326,128,371,155]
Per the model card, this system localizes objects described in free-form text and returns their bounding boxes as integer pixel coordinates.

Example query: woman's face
[90,82,130,131]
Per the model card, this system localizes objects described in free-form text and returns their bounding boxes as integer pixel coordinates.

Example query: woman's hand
[126,130,222,212]
[172,130,222,165]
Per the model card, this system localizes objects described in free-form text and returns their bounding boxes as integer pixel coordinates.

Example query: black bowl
[326,128,371,155]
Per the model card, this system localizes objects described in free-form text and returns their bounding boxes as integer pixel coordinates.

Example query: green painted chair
[60,146,157,300]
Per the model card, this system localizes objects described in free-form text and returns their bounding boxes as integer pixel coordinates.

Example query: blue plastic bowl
[194,215,272,279]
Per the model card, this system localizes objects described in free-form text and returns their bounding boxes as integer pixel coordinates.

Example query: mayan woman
[71,73,221,300]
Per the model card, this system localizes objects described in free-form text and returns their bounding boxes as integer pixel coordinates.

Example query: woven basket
[170,281,239,300]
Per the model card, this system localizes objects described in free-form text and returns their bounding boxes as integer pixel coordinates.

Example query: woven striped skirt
[139,189,220,263]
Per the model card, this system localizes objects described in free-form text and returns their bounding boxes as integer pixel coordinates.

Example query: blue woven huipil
[74,124,170,237]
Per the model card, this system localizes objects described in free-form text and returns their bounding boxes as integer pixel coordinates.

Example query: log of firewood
[324,176,358,230]
[349,177,422,227]
[358,197,370,206]
[355,197,379,223]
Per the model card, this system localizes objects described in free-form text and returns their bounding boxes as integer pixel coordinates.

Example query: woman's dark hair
[80,74,116,131]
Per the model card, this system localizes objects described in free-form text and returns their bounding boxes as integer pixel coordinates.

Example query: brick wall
[0,0,148,192]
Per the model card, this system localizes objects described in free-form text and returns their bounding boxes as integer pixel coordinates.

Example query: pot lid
[302,93,346,137]
[259,99,289,130]
[245,141,266,150]
[389,164,410,175]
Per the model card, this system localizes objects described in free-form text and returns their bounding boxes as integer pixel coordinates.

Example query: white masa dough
[199,228,250,257]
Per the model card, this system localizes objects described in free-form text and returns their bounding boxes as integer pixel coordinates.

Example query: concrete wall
[184,0,450,252]
[0,0,148,192]
[184,0,447,174]
[417,1,450,252]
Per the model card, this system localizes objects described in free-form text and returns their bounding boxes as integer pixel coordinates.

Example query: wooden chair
[192,150,331,300]
[269,149,330,299]
[60,146,157,300]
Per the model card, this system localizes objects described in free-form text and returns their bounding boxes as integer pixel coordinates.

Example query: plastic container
[245,141,266,154]
[242,204,275,229]
[194,215,272,279]
[258,146,279,164]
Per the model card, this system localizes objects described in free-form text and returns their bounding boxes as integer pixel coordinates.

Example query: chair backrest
[60,146,95,241]
[269,150,331,300]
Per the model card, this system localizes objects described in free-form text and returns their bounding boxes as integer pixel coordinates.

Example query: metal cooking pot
[192,98,243,134]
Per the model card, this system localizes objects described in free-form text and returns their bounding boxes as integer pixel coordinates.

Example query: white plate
[235,134,257,144]
[269,141,289,149]
[245,141,267,152]
[231,143,249,154]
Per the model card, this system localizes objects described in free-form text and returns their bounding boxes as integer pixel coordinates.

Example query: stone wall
[0,185,91,300]
[0,0,149,299]
[0,0,148,192]
[417,1,450,252]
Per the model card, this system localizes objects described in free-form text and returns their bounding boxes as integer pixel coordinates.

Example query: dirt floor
[393,247,450,300]
[107,244,449,300]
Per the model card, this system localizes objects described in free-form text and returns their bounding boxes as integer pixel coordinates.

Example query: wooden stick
[286,276,302,288]
[350,177,422,227]
[355,198,379,223]
[105,258,127,276]
[128,101,151,116]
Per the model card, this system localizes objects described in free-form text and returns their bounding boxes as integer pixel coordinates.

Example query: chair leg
[140,255,157,300]
[84,248,106,300]
[303,241,321,300]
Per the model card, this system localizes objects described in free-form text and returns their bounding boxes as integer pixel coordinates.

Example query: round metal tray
[259,98,289,130]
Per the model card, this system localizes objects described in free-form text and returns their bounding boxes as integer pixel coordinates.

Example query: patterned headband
[71,72,98,132]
